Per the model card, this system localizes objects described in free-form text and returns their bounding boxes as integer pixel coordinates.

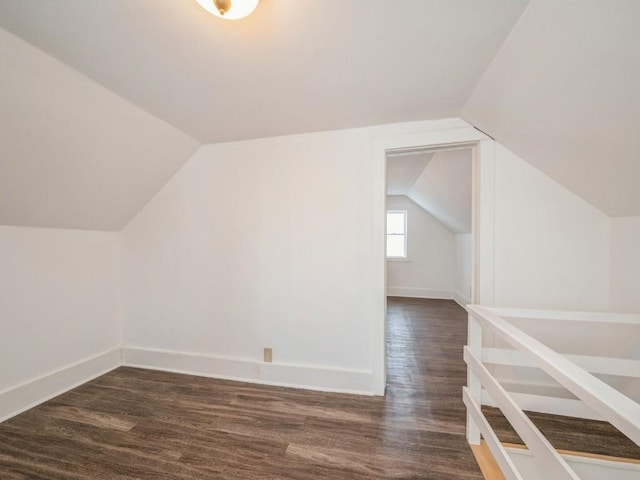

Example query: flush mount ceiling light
[196,0,259,20]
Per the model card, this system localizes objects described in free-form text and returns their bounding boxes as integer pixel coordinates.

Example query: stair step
[470,440,505,480]
[502,442,640,466]
[471,440,640,480]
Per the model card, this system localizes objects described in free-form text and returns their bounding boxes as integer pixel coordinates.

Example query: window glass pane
[387,212,405,234]
[387,234,406,257]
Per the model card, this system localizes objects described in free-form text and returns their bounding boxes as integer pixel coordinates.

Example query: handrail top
[466,305,640,325]
[466,305,640,446]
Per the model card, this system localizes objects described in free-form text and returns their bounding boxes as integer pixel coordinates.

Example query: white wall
[0,226,121,419]
[120,119,481,394]
[463,0,640,218]
[454,234,472,306]
[122,125,377,393]
[610,216,640,313]
[491,144,611,310]
[386,140,611,313]
[120,119,618,396]
[485,144,618,405]
[386,195,454,299]
[0,114,630,422]
[609,216,640,401]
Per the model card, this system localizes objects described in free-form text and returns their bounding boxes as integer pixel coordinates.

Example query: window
[386,210,407,258]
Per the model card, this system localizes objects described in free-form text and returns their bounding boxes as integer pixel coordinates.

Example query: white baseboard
[387,286,453,300]
[0,345,375,423]
[453,291,471,309]
[0,348,121,423]
[122,346,374,396]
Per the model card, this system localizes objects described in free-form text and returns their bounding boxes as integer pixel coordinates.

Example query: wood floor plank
[483,406,640,460]
[0,297,483,479]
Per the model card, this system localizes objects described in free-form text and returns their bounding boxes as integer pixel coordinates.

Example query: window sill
[387,257,410,262]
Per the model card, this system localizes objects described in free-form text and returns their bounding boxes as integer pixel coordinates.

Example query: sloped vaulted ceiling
[1,0,638,229]
[386,153,434,196]
[407,149,472,234]
[386,149,472,234]
[463,0,640,217]
[0,0,528,144]
[0,28,200,231]
[0,0,528,231]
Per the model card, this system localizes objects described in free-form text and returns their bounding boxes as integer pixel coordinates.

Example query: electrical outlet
[264,347,273,363]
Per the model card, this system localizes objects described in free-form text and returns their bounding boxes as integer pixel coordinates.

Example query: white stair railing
[464,305,640,480]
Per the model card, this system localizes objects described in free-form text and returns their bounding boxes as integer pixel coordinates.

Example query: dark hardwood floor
[483,406,640,460]
[0,298,482,479]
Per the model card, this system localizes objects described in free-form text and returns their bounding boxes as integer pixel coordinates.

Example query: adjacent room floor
[0,298,482,479]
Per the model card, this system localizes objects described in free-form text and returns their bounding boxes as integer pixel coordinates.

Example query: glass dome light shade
[196,0,259,20]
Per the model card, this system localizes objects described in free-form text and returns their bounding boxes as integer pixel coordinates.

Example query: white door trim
[372,121,495,395]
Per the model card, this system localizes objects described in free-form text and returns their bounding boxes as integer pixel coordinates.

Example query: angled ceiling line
[405,153,435,195]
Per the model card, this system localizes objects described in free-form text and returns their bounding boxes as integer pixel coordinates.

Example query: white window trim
[386,209,408,260]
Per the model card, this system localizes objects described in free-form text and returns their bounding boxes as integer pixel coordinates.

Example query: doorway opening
[371,126,493,395]
[385,145,473,306]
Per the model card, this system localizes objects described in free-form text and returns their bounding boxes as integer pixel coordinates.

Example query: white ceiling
[0,0,528,144]
[386,153,434,195]
[463,0,640,217]
[2,0,639,230]
[0,28,200,231]
[406,149,472,234]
